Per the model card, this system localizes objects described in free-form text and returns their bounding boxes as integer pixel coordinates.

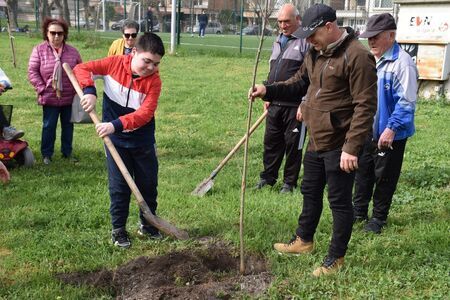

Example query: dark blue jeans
[41,105,73,158]
[296,149,355,258]
[106,145,158,233]
[353,137,407,221]
[199,23,206,36]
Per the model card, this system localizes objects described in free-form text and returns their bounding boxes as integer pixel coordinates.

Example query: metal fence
[2,0,397,56]
[9,0,395,35]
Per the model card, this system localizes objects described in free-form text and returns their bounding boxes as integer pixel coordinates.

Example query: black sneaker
[137,224,163,240]
[112,228,131,248]
[364,218,386,234]
[280,183,295,194]
[254,179,274,190]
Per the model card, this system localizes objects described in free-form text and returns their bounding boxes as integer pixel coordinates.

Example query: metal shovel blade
[190,111,268,197]
[191,177,214,197]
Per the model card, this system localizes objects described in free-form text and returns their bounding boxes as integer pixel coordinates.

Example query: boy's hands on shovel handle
[96,122,115,138]
[248,84,266,101]
[80,94,97,113]
[80,93,113,138]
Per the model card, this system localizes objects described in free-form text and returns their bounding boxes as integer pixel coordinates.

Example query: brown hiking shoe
[273,235,314,254]
[312,256,344,277]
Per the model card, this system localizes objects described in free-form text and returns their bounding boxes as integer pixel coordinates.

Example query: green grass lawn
[0,32,449,299]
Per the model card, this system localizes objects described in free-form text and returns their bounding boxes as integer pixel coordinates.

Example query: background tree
[218,9,233,25]
[51,0,63,19]
[82,0,91,29]
[248,0,277,30]
[40,0,51,21]
[48,0,69,24]
[95,1,116,30]
[6,0,18,28]
[62,0,70,25]
[218,9,234,32]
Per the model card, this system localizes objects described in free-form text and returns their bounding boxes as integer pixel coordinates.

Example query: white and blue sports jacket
[374,42,418,141]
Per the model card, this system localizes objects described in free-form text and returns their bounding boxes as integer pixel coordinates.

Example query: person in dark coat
[146,6,154,32]
[198,10,208,37]
[250,4,377,277]
[254,3,309,194]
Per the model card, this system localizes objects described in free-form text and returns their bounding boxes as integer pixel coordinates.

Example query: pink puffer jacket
[28,41,82,107]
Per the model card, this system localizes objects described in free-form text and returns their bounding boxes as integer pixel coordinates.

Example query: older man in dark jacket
[255,3,309,193]
[250,4,377,277]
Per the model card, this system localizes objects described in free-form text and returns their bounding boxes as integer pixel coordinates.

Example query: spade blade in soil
[191,177,214,197]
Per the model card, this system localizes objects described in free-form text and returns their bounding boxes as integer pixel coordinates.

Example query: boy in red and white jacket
[74,33,164,248]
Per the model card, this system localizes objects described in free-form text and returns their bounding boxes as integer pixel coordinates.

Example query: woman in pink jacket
[28,18,82,165]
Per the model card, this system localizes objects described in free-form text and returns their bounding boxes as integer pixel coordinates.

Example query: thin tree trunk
[52,0,64,19]
[40,0,51,20]
[6,0,18,28]
[62,0,71,25]
[82,0,90,29]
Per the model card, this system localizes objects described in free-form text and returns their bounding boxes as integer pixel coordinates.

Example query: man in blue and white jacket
[353,13,418,233]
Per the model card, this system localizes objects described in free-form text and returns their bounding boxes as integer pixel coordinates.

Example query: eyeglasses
[124,33,138,39]
[49,31,64,36]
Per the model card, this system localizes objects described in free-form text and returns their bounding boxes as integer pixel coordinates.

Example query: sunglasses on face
[49,31,64,36]
[124,33,137,39]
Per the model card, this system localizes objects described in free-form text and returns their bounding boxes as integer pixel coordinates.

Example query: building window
[374,0,393,8]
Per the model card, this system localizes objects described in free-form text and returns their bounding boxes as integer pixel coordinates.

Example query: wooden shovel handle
[63,63,188,240]
[210,109,268,179]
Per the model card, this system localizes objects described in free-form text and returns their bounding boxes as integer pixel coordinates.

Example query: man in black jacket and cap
[250,4,377,277]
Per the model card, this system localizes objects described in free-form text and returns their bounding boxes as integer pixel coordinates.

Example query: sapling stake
[239,0,270,275]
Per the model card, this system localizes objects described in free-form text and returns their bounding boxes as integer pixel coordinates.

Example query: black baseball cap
[359,13,397,38]
[298,4,336,39]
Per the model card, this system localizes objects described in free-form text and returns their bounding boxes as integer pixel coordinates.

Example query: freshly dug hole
[57,242,272,299]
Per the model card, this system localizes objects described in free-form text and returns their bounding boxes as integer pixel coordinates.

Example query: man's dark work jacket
[265,28,378,156]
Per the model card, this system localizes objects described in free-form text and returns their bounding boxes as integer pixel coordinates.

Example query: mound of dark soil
[57,240,272,299]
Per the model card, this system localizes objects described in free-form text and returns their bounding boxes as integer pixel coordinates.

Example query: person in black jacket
[254,4,309,193]
[198,10,208,37]
[146,6,153,32]
[250,4,377,277]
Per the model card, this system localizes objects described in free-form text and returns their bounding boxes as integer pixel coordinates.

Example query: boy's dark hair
[122,19,140,33]
[135,33,165,57]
